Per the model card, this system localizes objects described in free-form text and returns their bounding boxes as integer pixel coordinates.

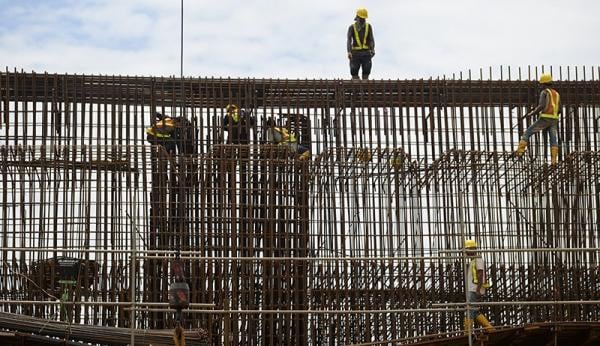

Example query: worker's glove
[370,50,375,57]
[347,52,352,60]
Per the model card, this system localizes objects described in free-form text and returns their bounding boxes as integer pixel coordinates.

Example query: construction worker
[146,112,178,154]
[264,118,310,160]
[464,239,496,334]
[347,8,375,80]
[146,112,197,155]
[514,73,561,164]
[222,104,255,144]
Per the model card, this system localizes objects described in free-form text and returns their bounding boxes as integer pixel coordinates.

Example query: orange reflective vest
[539,88,560,120]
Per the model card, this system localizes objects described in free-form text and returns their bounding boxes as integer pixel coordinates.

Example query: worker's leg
[464,291,478,335]
[475,314,496,333]
[547,120,559,164]
[516,118,550,156]
[521,118,549,142]
[361,55,372,80]
[349,55,360,79]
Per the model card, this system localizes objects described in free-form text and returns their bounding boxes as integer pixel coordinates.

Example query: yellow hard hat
[464,239,477,249]
[539,73,552,84]
[225,104,238,113]
[356,8,368,19]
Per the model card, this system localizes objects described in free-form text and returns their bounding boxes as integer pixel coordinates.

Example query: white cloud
[0,0,598,78]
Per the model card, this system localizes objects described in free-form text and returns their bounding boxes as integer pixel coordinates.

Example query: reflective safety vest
[352,23,370,50]
[273,127,297,143]
[146,118,177,138]
[229,111,240,123]
[539,88,560,120]
[470,259,491,288]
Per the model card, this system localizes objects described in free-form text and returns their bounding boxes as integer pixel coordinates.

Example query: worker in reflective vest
[222,104,255,144]
[146,112,178,154]
[347,8,375,80]
[264,118,310,160]
[464,239,496,334]
[514,73,561,164]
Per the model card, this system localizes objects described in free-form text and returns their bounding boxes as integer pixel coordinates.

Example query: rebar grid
[1,67,599,345]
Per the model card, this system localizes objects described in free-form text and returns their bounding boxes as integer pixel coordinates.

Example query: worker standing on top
[464,239,496,335]
[347,8,375,80]
[514,73,561,164]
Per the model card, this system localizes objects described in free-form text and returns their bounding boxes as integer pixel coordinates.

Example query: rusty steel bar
[1,67,600,344]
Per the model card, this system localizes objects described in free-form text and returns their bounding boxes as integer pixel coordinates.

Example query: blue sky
[0,0,598,79]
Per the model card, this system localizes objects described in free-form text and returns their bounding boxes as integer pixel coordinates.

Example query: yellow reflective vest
[146,118,176,138]
[273,127,297,143]
[470,259,491,288]
[352,23,370,50]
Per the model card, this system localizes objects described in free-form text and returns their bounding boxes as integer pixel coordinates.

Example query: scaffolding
[0,67,599,345]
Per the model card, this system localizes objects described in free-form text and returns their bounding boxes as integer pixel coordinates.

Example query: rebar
[1,66,600,344]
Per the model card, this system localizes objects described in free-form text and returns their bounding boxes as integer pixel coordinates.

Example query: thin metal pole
[439,248,600,253]
[0,300,214,307]
[459,187,473,346]
[124,308,465,314]
[432,300,600,307]
[135,255,463,261]
[3,246,598,255]
[130,193,137,346]
[180,0,184,80]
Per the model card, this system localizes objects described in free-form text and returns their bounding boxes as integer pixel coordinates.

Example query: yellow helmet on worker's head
[464,239,477,249]
[356,7,368,19]
[539,73,553,84]
[225,104,238,114]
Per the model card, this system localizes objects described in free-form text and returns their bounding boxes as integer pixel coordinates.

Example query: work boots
[298,151,311,161]
[514,140,528,157]
[551,146,559,164]
[475,314,497,333]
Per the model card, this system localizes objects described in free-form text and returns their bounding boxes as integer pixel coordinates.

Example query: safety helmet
[356,8,368,19]
[464,239,477,249]
[225,104,238,114]
[539,73,552,84]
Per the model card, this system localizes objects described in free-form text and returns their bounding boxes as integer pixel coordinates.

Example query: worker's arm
[522,90,547,119]
[368,24,375,56]
[476,269,484,295]
[347,25,353,59]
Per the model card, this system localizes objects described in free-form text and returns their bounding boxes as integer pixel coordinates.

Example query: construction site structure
[0,66,599,345]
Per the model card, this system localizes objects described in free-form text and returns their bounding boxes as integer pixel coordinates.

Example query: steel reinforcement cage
[0,67,599,345]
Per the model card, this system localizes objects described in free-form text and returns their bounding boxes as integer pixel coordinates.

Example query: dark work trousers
[350,50,373,79]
